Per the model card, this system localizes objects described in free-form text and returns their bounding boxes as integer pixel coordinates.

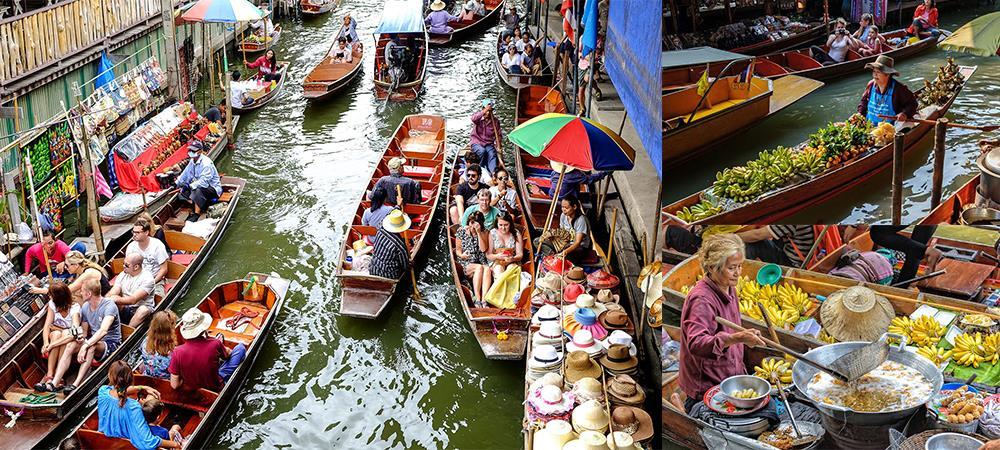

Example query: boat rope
[4,407,23,429]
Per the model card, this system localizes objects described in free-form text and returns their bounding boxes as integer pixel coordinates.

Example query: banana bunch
[676,199,724,223]
[961,313,996,328]
[791,147,826,175]
[754,358,793,387]
[916,346,952,365]
[818,329,838,343]
[984,333,1000,364]
[888,316,914,337]
[952,332,991,368]
[909,315,946,347]
[735,277,807,329]
[777,284,811,315]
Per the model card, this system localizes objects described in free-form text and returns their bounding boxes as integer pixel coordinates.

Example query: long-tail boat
[445,151,534,359]
[303,39,364,101]
[62,273,289,449]
[373,0,429,101]
[336,115,445,319]
[300,0,335,16]
[231,62,290,113]
[236,24,282,55]
[428,0,504,46]
[495,31,554,90]
[512,86,574,230]
[663,65,977,225]
[0,177,245,448]
[663,73,823,168]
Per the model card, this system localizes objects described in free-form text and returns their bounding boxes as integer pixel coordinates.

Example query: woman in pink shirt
[678,233,765,413]
[24,230,71,276]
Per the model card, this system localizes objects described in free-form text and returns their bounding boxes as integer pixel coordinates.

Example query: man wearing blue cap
[175,140,222,222]
[470,99,502,177]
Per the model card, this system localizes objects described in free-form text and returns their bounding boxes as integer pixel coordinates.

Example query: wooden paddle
[397,185,421,301]
[878,115,1000,132]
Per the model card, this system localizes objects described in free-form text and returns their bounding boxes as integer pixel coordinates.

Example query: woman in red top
[907,0,940,37]
[245,49,282,82]
[678,233,765,413]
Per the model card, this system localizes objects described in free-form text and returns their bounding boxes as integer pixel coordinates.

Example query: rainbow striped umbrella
[181,0,264,23]
[508,113,636,172]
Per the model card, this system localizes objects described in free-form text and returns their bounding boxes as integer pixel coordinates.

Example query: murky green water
[665,5,1000,224]
[166,2,527,448]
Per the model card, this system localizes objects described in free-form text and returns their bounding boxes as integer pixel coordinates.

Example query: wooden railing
[0,0,163,84]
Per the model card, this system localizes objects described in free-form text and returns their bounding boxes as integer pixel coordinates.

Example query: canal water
[168,1,525,448]
[665,4,1000,224]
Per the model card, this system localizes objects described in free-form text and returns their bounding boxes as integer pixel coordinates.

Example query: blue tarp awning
[661,47,748,69]
[375,0,425,34]
[605,0,661,179]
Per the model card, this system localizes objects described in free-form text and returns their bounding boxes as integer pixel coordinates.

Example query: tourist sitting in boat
[459,0,485,21]
[369,210,412,280]
[470,99,502,175]
[250,16,275,39]
[33,282,79,393]
[858,25,889,56]
[203,98,226,124]
[460,150,492,183]
[55,279,122,394]
[502,44,524,74]
[31,250,111,298]
[519,43,542,75]
[97,361,181,450]
[853,13,875,41]
[735,225,816,267]
[907,0,940,38]
[139,311,178,379]
[362,188,395,230]
[246,49,282,82]
[489,168,519,214]
[811,18,859,64]
[170,308,247,392]
[426,0,458,34]
[870,225,943,288]
[338,13,359,45]
[175,141,222,222]
[501,5,519,37]
[23,229,76,277]
[455,211,491,303]
[141,397,183,443]
[106,253,156,328]
[137,212,172,255]
[857,55,918,125]
[331,37,353,63]
[548,162,609,200]
[127,218,169,298]
[449,163,489,224]
[515,32,535,54]
[558,195,593,264]
[487,211,524,279]
[678,233,766,413]
[461,189,501,230]
[498,34,514,57]
[372,157,422,206]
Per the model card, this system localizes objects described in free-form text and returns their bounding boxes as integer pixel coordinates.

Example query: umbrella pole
[542,167,566,233]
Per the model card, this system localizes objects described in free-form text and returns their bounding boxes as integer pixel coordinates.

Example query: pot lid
[982,148,1000,174]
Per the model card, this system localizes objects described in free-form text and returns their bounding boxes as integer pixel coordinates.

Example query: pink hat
[563,283,585,303]
[543,255,573,274]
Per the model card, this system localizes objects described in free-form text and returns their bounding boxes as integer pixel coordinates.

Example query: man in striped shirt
[737,225,816,267]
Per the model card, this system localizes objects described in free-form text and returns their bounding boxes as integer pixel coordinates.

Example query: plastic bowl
[720,375,771,409]
[924,432,983,450]
[756,264,783,286]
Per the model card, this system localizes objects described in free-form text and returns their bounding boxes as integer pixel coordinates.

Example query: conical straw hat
[820,286,894,342]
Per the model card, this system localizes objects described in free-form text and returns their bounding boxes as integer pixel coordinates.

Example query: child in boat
[858,26,889,57]
[141,397,184,444]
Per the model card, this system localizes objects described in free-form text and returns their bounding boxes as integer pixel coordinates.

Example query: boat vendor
[857,55,918,125]
[338,14,359,45]
[470,99,502,175]
[175,141,222,222]
[548,162,608,200]
[203,98,226,124]
[246,49,282,82]
[870,225,943,288]
[736,225,816,267]
[369,210,412,280]
[372,157,422,206]
[678,233,766,412]
[558,195,592,264]
[425,1,458,34]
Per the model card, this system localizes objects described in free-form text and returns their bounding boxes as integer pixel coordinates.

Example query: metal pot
[976,149,1000,204]
[791,340,943,426]
[960,206,1000,226]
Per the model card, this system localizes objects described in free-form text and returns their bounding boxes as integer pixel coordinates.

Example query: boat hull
[303,43,364,101]
[428,0,504,46]
[232,61,289,113]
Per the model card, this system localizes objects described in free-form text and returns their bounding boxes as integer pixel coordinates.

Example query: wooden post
[72,83,106,261]
[22,157,53,281]
[891,131,904,226]
[160,0,179,99]
[223,50,234,144]
[931,118,948,209]
[668,0,680,33]
[397,185,421,301]
[605,208,617,268]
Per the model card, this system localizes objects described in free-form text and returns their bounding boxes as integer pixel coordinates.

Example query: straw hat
[564,308,608,340]
[532,321,567,348]
[566,329,605,358]
[648,299,662,328]
[564,351,603,385]
[600,330,637,357]
[599,344,638,373]
[179,308,212,339]
[382,209,412,233]
[597,310,630,331]
[563,431,608,450]
[529,372,564,392]
[571,400,610,433]
[565,294,607,315]
[532,304,561,326]
[607,375,644,407]
[387,156,407,170]
[549,160,579,174]
[587,269,619,290]
[865,54,899,75]
[571,377,605,405]
[532,419,576,450]
[430,0,447,11]
[563,283,586,304]
[610,406,653,443]
[537,272,564,292]
[528,384,576,417]
[596,289,619,304]
[820,286,894,342]
[564,267,587,285]
[606,431,642,450]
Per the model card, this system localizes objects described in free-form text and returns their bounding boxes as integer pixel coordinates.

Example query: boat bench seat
[403,166,435,179]
[4,386,65,404]
[170,253,197,265]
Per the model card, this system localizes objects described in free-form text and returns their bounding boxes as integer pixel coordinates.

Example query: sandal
[33,381,48,392]
[63,384,76,394]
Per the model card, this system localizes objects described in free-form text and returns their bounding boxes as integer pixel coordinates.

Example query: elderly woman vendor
[679,233,766,413]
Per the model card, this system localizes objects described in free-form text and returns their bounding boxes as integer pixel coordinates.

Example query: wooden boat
[663,66,977,225]
[428,0,504,46]
[61,273,289,450]
[373,1,429,101]
[300,0,335,16]
[515,85,567,125]
[336,115,445,319]
[303,40,364,101]
[663,74,823,168]
[236,23,282,54]
[728,22,827,56]
[920,175,982,225]
[445,152,534,359]
[495,31,554,90]
[231,61,289,113]
[0,177,245,448]
[662,30,940,92]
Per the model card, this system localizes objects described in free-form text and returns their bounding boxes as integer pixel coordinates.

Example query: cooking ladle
[715,317,851,383]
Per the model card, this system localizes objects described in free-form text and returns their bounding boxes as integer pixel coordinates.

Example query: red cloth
[168,336,225,391]
[115,125,209,194]
[679,277,747,400]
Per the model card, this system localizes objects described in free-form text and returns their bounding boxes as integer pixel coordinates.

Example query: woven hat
[537,272,563,292]
[563,431,608,450]
[566,329,605,358]
[382,209,412,233]
[532,419,576,450]
[563,283,585,303]
[549,160,579,174]
[532,304,561,326]
[570,294,607,315]
[527,384,575,417]
[179,308,213,339]
[865,54,899,75]
[607,375,644,407]
[596,289,619,303]
[430,0,447,11]
[565,351,603,384]
[587,269,619,290]
[543,255,573,274]
[571,377,605,404]
[820,286,894,342]
[600,344,638,373]
[648,299,662,328]
[598,310,630,331]
[611,406,653,443]
[564,267,587,284]
[601,330,637,357]
[564,308,608,339]
[529,372,564,392]
[606,431,641,450]
[571,400,610,433]
[532,321,567,348]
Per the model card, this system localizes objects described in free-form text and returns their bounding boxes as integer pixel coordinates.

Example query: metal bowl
[960,206,1000,226]
[924,432,983,450]
[720,375,771,409]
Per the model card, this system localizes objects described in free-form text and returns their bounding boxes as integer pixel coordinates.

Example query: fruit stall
[17,119,81,234]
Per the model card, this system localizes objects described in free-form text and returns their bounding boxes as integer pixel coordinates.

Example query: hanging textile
[852,0,887,25]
